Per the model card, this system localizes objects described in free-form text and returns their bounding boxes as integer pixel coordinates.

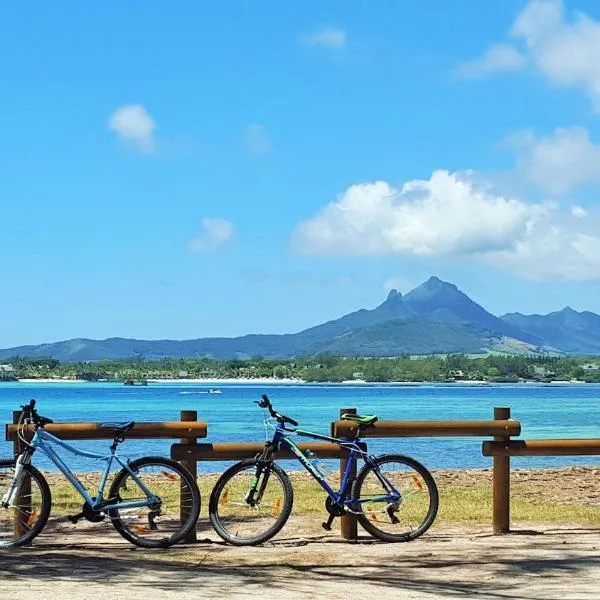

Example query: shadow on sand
[1,524,599,599]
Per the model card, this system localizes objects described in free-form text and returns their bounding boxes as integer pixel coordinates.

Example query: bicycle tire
[0,458,51,548]
[351,453,438,542]
[209,459,293,546]
[108,456,200,548]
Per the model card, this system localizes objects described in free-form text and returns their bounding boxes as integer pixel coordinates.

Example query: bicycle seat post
[110,433,125,453]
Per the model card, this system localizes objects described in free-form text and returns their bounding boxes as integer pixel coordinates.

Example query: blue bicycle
[209,395,438,545]
[0,400,200,548]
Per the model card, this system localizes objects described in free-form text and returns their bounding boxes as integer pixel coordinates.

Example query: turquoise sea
[1,382,600,472]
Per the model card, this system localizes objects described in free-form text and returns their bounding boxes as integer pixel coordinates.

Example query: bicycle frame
[269,420,399,509]
[24,427,159,512]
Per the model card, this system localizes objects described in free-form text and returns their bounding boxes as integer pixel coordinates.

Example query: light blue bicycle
[0,400,200,548]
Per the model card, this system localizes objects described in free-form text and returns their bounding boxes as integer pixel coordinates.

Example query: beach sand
[3,466,598,599]
[2,522,598,600]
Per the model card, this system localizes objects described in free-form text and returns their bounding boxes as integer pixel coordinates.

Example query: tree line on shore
[3,354,600,383]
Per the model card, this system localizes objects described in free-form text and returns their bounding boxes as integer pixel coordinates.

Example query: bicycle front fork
[1,451,32,508]
[245,462,272,507]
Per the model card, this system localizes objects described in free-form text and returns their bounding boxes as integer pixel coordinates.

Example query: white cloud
[459,0,600,110]
[299,26,347,50]
[509,126,600,194]
[455,44,526,78]
[291,170,600,281]
[383,277,414,294]
[242,123,271,156]
[108,104,156,153]
[485,210,600,280]
[511,0,600,110]
[291,170,542,257]
[190,218,234,253]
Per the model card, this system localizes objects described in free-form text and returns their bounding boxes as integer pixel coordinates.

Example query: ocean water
[1,382,600,472]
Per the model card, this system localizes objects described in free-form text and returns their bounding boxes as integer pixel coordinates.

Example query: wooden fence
[5,405,600,543]
[482,434,600,533]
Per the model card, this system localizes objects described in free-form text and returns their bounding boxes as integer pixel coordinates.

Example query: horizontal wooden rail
[483,439,600,457]
[332,419,521,439]
[6,421,207,442]
[171,441,349,462]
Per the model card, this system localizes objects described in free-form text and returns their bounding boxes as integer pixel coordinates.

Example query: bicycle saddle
[100,421,135,433]
[340,414,378,426]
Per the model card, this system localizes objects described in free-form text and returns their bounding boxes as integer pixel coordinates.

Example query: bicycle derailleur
[322,496,346,531]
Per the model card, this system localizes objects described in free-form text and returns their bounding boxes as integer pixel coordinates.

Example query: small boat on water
[123,380,148,386]
[208,388,222,394]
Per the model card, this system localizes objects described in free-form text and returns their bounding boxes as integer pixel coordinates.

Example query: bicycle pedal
[322,513,335,531]
[67,512,84,524]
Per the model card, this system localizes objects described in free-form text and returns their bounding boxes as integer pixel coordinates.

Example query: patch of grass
[40,471,600,525]
[439,484,600,524]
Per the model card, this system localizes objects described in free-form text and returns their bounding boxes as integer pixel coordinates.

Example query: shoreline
[38,465,600,478]
[146,377,304,384]
[16,378,89,383]
[10,377,596,385]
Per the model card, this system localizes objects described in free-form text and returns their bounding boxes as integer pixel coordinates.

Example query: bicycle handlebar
[255,394,299,427]
[19,399,54,427]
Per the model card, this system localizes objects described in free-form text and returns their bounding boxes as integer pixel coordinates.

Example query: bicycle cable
[16,410,33,449]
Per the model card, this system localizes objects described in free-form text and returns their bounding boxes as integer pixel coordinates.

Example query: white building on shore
[0,364,16,379]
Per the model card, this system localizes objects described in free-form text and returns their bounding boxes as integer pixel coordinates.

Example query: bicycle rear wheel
[351,454,438,542]
[0,458,51,548]
[108,456,200,548]
[209,459,293,546]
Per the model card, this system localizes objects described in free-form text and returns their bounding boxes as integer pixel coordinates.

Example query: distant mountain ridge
[501,307,600,355]
[1,276,599,360]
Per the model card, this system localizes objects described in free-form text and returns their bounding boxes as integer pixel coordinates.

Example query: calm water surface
[1,382,599,472]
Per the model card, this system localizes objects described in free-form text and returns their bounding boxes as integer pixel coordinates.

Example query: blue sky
[3,0,600,347]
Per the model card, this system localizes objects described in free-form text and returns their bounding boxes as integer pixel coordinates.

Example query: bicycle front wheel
[0,458,51,548]
[352,454,438,542]
[108,456,200,548]
[209,460,293,546]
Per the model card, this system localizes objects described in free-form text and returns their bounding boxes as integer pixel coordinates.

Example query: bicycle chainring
[81,499,105,523]
[325,496,345,517]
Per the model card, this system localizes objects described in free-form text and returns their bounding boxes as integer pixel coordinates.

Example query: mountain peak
[406,276,459,299]
[424,275,456,290]
[374,287,412,319]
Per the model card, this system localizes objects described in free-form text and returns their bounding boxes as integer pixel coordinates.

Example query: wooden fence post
[493,407,511,534]
[179,410,198,544]
[12,410,31,539]
[339,407,358,541]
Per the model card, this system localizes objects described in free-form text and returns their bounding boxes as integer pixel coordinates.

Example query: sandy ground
[1,516,599,600]
[2,467,600,599]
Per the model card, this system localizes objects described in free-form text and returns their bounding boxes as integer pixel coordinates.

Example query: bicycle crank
[67,499,106,524]
[322,496,345,531]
